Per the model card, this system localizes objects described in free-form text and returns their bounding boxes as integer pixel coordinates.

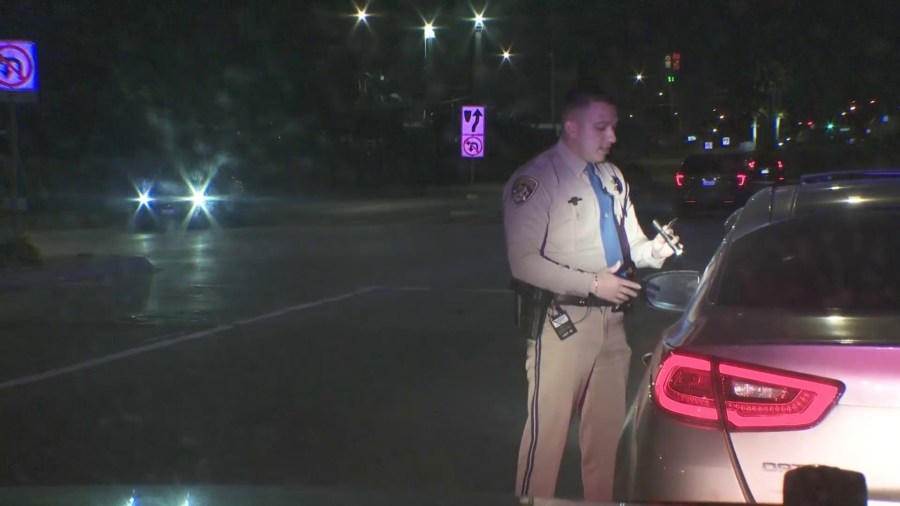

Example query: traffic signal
[667,75,675,83]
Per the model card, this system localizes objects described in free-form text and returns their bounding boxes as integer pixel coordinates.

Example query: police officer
[504,84,681,502]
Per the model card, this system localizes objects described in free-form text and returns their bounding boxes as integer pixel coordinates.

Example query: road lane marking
[0,285,509,391]
[388,286,432,292]
[0,286,380,391]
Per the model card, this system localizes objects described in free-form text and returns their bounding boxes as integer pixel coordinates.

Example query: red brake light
[736,173,748,187]
[656,354,717,421]
[675,172,685,187]
[653,352,844,431]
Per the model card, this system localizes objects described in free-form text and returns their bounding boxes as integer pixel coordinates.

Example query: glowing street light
[501,48,512,62]
[634,73,644,83]
[474,13,485,31]
[423,22,436,40]
[355,7,368,23]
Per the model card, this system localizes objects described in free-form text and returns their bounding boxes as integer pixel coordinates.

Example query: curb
[0,254,154,292]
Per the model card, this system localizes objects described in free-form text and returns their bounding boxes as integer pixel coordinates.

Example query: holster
[510,278,554,341]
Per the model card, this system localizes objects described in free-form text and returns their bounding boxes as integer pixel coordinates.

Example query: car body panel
[617,172,900,503]
[616,348,747,503]
[729,407,900,503]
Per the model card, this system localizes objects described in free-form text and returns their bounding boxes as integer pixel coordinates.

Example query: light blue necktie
[586,164,624,273]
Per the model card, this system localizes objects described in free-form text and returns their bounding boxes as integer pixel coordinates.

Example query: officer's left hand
[651,227,681,259]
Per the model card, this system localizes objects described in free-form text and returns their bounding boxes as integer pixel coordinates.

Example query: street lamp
[355,7,368,23]
[423,21,436,40]
[422,20,436,60]
[501,48,512,63]
[470,10,486,101]
[634,73,644,83]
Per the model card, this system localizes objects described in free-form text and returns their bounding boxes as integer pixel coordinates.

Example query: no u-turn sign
[0,41,38,93]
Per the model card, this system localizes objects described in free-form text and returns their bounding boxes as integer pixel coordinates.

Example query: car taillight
[777,160,784,170]
[653,351,844,431]
[675,172,685,187]
[736,173,748,187]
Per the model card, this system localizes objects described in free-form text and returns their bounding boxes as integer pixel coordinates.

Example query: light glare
[423,22,435,40]
[191,189,207,207]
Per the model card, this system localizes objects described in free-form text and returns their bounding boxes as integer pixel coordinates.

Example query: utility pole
[7,102,21,235]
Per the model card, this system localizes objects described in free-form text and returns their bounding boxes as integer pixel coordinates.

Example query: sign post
[0,40,38,235]
[461,105,485,187]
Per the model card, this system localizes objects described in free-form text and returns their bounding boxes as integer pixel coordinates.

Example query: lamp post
[471,11,485,102]
[423,21,435,60]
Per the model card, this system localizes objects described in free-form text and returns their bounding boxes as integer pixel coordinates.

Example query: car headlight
[191,189,207,207]
[137,192,152,206]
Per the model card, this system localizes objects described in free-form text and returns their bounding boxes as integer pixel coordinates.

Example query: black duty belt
[510,278,629,312]
[553,294,618,308]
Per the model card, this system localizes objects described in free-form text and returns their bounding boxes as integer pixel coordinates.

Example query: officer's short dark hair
[561,83,617,120]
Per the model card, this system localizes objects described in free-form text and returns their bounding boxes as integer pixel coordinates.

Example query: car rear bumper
[676,188,753,207]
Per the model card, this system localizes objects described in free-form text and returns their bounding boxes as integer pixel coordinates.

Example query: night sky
[3,1,898,166]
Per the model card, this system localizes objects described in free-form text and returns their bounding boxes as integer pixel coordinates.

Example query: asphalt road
[0,196,728,500]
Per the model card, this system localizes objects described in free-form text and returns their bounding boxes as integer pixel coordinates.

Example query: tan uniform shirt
[503,140,663,297]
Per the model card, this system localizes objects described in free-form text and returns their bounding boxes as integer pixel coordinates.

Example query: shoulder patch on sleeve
[511,176,539,205]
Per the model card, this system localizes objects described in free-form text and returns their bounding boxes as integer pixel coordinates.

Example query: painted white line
[0,285,505,391]
[0,286,379,392]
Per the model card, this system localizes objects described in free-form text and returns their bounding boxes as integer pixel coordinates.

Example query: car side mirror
[642,270,700,312]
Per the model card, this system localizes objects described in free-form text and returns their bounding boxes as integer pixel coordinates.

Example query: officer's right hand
[591,261,642,304]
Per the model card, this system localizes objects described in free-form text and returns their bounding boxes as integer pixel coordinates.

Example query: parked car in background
[673,151,786,214]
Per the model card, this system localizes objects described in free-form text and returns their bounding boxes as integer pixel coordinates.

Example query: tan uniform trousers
[516,305,630,502]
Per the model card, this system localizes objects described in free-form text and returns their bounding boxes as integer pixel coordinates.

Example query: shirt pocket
[546,199,578,253]
[573,194,599,250]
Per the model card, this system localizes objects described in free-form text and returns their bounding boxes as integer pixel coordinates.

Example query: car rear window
[682,154,744,175]
[714,209,900,311]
